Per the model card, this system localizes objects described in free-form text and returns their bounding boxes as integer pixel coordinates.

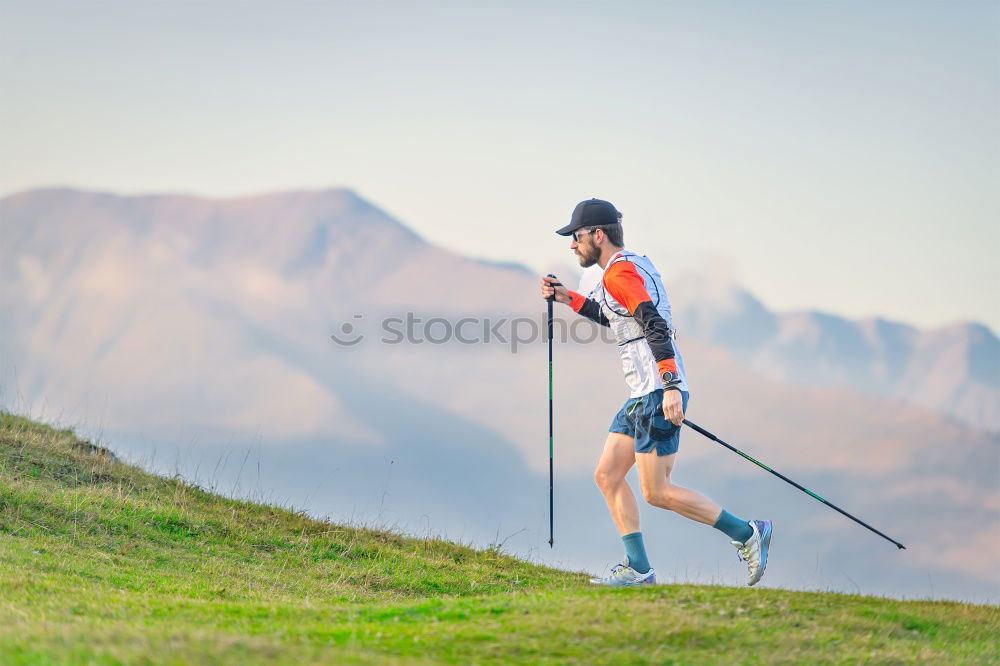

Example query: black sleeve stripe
[578,298,610,327]
[633,301,674,362]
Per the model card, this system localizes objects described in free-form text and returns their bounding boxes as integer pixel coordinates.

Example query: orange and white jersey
[569,250,689,398]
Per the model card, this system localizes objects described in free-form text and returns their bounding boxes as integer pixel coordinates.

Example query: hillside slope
[0,413,996,665]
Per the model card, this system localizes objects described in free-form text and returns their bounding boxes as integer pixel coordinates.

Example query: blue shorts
[609,389,689,456]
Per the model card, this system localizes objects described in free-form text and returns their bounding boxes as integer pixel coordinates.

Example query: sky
[2,1,997,331]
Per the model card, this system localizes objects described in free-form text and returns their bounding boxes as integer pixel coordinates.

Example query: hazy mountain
[669,272,1000,432]
[1,187,997,602]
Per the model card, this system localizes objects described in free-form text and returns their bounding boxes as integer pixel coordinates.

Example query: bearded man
[541,198,772,586]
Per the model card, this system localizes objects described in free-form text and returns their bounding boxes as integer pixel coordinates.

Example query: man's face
[571,228,601,268]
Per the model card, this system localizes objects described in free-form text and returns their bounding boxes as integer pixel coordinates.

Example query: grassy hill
[0,412,996,665]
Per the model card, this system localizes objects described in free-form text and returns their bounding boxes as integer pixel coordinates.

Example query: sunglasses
[572,228,598,242]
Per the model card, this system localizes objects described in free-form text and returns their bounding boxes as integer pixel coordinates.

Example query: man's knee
[594,466,621,492]
[642,483,676,509]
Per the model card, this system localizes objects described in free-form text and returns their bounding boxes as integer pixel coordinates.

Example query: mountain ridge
[4,186,992,330]
[668,270,999,431]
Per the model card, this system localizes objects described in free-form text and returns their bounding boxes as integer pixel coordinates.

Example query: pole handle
[545,274,561,302]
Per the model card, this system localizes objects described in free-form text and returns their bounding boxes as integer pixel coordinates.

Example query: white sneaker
[589,557,657,586]
[732,519,772,587]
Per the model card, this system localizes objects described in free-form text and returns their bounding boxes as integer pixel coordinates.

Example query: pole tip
[898,544,906,550]
[548,539,554,548]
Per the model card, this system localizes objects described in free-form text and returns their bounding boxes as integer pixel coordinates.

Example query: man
[540,198,772,587]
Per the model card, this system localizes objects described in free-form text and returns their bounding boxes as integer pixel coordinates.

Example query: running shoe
[589,557,657,586]
[732,519,772,587]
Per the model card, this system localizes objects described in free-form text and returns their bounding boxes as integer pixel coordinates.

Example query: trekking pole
[683,419,906,550]
[546,274,561,548]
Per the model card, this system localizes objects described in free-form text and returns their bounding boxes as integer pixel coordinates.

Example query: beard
[576,243,601,268]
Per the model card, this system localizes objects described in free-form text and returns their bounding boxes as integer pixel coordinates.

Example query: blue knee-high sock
[622,532,651,573]
[713,509,753,543]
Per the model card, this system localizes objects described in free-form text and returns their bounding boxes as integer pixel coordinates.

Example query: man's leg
[634,452,727,525]
[590,432,655,583]
[635,451,752,542]
[628,389,771,586]
[593,432,640,535]
[635,450,771,586]
[632,389,752,542]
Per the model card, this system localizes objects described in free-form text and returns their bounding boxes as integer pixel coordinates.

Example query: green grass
[0,411,996,664]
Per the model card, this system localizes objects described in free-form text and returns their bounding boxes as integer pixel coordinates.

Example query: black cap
[555,198,622,236]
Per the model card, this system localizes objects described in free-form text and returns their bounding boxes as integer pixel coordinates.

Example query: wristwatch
[661,371,682,392]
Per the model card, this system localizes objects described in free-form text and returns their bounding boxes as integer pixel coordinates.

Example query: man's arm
[568,291,610,327]
[540,276,609,327]
[601,261,680,387]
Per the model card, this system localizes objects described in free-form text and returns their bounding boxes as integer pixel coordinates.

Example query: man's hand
[662,389,684,426]
[540,276,570,305]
